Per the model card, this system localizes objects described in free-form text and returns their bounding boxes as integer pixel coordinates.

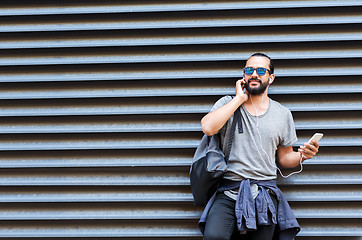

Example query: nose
[250,69,259,77]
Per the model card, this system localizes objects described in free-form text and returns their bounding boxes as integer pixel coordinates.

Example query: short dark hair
[248,52,274,74]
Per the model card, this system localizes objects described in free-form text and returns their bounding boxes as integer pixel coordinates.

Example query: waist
[218,178,277,192]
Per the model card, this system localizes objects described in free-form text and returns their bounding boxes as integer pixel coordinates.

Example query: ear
[268,74,275,84]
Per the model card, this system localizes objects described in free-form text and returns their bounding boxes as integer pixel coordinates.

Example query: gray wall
[0,1,361,239]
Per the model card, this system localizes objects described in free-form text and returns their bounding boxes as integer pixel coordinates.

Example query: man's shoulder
[219,95,233,103]
[269,98,292,114]
[211,95,233,111]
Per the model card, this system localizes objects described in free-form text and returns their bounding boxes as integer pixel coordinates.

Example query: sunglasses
[243,67,271,76]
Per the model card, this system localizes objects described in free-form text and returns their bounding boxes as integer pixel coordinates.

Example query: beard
[245,78,269,96]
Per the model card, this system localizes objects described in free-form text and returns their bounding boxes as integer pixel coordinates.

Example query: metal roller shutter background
[0,0,361,239]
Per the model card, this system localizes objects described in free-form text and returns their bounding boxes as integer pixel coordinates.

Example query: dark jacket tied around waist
[198,179,300,240]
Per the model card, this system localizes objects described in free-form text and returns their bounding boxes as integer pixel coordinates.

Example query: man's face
[243,56,273,96]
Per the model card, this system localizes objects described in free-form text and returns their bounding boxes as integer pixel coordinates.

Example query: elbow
[202,126,214,136]
[201,120,216,136]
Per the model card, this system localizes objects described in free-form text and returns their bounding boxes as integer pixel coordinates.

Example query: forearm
[278,150,303,169]
[278,141,319,168]
[201,96,244,136]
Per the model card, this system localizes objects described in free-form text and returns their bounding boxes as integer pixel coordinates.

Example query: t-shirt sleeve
[279,110,298,148]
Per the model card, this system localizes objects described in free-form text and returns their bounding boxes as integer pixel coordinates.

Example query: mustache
[247,78,262,83]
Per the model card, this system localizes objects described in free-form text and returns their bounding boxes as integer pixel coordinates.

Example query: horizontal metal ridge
[0,122,201,133]
[0,220,362,239]
[0,139,198,151]
[0,135,359,151]
[0,105,209,116]
[0,170,191,186]
[284,103,362,112]
[294,208,362,219]
[1,66,362,82]
[298,219,362,237]
[277,172,362,185]
[306,155,362,165]
[0,204,359,220]
[274,83,362,94]
[0,190,360,203]
[295,120,362,130]
[0,102,361,117]
[0,226,359,238]
[0,170,360,186]
[299,230,362,237]
[0,87,225,99]
[297,136,362,147]
[0,219,204,238]
[0,156,193,168]
[1,14,362,33]
[0,190,194,203]
[1,31,362,49]
[0,1,361,16]
[284,190,362,202]
[0,120,360,134]
[0,86,361,99]
[0,227,360,238]
[2,49,362,66]
[0,228,202,238]
[0,209,202,221]
[0,153,360,169]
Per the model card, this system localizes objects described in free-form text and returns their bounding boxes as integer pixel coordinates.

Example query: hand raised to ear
[235,79,248,103]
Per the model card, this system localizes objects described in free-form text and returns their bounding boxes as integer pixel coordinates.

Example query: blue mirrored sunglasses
[243,67,271,76]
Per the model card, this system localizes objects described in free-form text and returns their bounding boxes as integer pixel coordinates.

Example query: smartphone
[307,133,323,145]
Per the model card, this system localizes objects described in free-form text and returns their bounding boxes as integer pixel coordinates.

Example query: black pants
[203,192,278,240]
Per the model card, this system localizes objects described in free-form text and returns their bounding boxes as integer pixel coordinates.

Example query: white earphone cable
[250,95,303,178]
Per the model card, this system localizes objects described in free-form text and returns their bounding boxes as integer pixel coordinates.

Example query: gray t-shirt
[210,96,298,199]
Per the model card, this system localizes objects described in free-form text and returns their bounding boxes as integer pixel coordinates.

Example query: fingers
[311,139,319,148]
[298,148,314,160]
[298,140,319,160]
[241,78,246,87]
[236,79,246,89]
[235,79,248,102]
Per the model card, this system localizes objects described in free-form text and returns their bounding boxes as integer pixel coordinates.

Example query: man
[199,53,319,240]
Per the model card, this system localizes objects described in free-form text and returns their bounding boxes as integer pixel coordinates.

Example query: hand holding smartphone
[299,133,323,161]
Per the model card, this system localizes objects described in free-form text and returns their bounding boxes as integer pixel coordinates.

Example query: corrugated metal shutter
[0,1,361,239]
